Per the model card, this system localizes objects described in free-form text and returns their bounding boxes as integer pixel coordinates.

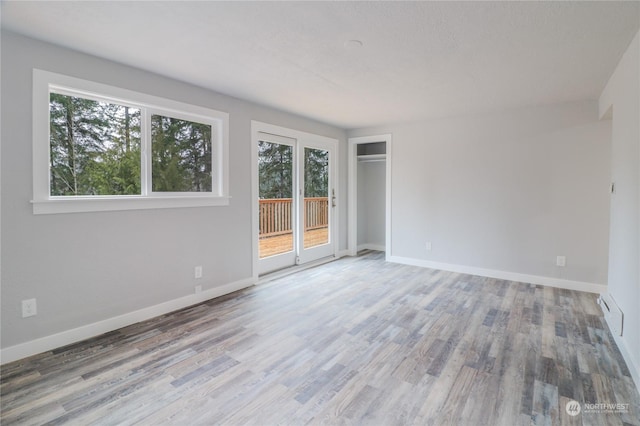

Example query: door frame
[251,121,339,280]
[254,132,298,275]
[347,134,392,258]
[297,140,337,265]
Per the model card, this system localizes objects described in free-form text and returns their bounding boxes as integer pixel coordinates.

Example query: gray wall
[349,101,611,285]
[0,32,347,349]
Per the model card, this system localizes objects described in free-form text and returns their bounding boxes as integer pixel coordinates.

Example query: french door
[256,128,336,275]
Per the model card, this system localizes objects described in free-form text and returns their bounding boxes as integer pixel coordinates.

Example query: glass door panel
[303,147,329,249]
[298,142,334,265]
[258,140,294,259]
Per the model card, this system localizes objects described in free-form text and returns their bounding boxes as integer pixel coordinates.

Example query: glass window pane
[303,147,329,249]
[49,93,141,196]
[151,115,212,192]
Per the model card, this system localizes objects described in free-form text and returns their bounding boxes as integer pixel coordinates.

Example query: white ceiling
[2,1,639,129]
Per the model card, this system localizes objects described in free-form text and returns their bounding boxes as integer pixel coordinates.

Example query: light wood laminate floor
[1,252,639,425]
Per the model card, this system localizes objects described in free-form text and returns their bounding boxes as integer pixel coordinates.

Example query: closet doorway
[347,134,392,257]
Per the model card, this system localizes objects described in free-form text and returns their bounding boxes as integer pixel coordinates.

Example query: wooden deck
[259,227,328,258]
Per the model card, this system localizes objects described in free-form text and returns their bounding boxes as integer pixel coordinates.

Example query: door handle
[332,189,336,207]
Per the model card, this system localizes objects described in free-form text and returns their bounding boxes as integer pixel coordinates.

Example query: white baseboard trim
[387,256,607,294]
[357,244,385,252]
[0,277,255,365]
[336,249,350,258]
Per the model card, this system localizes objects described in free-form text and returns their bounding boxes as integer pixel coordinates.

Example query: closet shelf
[357,154,386,163]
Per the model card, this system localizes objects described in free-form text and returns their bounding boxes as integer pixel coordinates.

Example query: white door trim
[347,134,392,259]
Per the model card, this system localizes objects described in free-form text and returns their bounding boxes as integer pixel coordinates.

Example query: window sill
[32,195,231,215]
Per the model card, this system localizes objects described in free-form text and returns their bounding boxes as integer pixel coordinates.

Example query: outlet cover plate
[22,299,37,318]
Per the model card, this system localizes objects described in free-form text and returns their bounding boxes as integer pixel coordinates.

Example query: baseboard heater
[599,293,623,337]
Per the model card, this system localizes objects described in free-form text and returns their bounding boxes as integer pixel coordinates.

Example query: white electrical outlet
[195,266,203,279]
[195,285,202,294]
[556,256,566,267]
[22,299,37,318]
[425,242,432,251]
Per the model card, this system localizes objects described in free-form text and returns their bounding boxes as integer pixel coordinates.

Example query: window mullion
[141,108,151,196]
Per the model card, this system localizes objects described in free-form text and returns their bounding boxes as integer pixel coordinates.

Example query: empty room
[1,1,639,425]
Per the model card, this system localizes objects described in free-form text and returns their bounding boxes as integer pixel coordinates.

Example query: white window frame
[32,69,230,214]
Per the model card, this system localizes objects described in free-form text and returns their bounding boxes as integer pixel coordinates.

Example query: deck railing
[259,198,293,238]
[259,197,328,238]
[304,197,329,231]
